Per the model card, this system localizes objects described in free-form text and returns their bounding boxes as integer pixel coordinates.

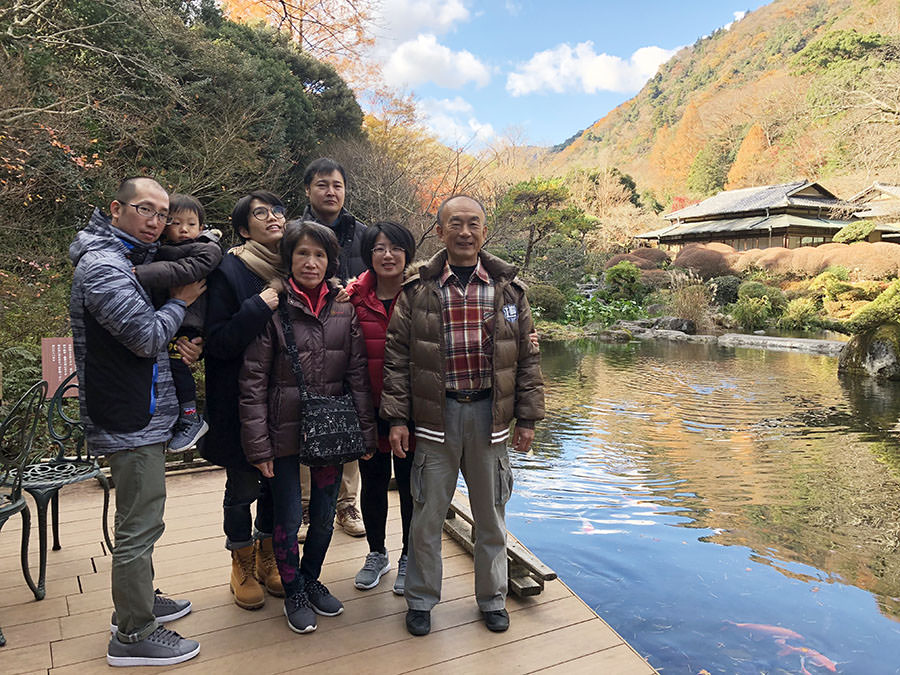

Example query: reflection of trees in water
[539,339,900,621]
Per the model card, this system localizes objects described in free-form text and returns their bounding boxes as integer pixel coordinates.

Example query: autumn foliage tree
[726,123,771,188]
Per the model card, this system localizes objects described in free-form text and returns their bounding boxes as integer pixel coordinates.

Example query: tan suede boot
[230,544,265,609]
[254,538,285,597]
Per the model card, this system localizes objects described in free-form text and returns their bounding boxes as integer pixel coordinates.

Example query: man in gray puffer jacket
[69,177,204,667]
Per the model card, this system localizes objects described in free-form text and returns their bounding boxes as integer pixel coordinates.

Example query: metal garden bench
[0,381,46,647]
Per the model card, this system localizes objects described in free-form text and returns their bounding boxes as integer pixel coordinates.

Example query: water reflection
[503,339,900,674]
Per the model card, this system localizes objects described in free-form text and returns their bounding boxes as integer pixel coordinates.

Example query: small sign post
[41,337,78,397]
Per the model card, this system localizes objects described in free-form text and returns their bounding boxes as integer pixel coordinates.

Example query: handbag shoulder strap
[277,302,308,396]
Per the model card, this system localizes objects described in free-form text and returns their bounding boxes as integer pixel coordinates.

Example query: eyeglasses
[129,203,169,222]
[372,245,406,256]
[251,205,286,222]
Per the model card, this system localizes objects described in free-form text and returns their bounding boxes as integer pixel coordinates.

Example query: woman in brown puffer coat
[239,220,376,635]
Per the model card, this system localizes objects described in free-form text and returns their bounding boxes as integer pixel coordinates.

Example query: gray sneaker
[110,590,191,633]
[305,578,344,616]
[106,626,200,667]
[168,413,209,453]
[392,554,408,596]
[284,591,316,634]
[354,550,390,590]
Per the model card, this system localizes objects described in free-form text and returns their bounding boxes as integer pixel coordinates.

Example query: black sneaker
[482,608,509,632]
[284,591,316,634]
[406,609,431,636]
[106,626,200,667]
[110,590,191,633]
[305,578,344,616]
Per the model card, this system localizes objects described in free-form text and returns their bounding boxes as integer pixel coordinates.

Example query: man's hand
[361,450,375,460]
[171,279,206,306]
[511,424,535,454]
[254,460,274,478]
[176,336,203,365]
[529,331,539,350]
[259,287,279,310]
[389,424,410,458]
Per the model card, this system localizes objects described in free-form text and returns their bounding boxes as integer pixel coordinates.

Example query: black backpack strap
[277,302,307,397]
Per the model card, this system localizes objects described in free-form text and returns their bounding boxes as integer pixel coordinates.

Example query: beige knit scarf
[229,239,285,284]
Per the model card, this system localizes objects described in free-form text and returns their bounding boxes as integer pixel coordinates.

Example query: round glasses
[251,205,286,222]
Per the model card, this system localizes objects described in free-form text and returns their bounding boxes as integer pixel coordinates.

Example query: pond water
[502,339,900,674]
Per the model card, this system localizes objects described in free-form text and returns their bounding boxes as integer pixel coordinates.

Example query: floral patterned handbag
[278,304,365,466]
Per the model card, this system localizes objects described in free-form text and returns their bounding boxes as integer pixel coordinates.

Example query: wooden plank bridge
[1,467,657,674]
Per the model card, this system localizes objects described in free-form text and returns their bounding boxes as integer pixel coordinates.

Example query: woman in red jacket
[347,221,417,594]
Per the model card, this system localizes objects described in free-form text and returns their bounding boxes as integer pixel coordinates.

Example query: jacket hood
[69,207,158,266]
[414,249,518,284]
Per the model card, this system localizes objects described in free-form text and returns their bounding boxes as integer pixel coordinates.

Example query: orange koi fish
[725,621,804,641]
[775,639,837,672]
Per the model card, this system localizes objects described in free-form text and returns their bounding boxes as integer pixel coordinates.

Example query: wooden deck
[1,467,656,674]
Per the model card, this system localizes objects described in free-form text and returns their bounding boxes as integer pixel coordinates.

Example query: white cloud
[504,0,522,15]
[374,0,470,44]
[506,41,680,96]
[723,10,748,31]
[416,97,496,146]
[383,34,491,89]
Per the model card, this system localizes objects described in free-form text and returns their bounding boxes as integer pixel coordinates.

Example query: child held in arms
[134,193,223,452]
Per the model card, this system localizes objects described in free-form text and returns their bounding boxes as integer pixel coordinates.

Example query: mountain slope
[549,0,900,205]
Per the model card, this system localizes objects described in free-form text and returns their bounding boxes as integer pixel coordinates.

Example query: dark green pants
[107,442,166,642]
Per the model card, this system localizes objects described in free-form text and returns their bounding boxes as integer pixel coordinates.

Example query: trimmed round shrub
[640,268,670,289]
[672,243,736,278]
[630,247,671,265]
[707,275,741,305]
[527,283,567,320]
[777,297,822,330]
[604,253,657,270]
[729,296,771,331]
[738,280,787,315]
[605,260,645,300]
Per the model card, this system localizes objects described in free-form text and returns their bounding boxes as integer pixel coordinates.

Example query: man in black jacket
[299,157,367,537]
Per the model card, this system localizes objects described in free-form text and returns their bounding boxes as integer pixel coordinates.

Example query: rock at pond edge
[838,323,900,380]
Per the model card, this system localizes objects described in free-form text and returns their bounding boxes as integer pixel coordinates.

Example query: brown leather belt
[445,389,491,403]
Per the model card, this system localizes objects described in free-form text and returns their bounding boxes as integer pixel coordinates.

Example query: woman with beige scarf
[202,190,287,611]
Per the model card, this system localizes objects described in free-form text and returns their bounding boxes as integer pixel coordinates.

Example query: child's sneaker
[169,410,208,453]
[393,554,408,595]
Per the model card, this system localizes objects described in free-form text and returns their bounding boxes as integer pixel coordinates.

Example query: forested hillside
[0,0,363,367]
[551,0,900,205]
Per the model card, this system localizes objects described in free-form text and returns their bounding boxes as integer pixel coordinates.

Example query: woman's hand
[334,286,350,303]
[361,451,375,460]
[259,287,279,310]
[254,460,274,478]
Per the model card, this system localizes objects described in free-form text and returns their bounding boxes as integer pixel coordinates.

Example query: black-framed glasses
[251,205,286,222]
[129,203,169,222]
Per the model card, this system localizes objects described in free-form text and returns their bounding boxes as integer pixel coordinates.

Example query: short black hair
[231,190,284,241]
[168,193,205,227]
[436,194,486,225]
[114,176,164,205]
[360,221,416,271]
[281,219,340,279]
[303,157,346,187]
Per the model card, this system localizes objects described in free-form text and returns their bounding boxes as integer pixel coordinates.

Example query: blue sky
[367,1,771,148]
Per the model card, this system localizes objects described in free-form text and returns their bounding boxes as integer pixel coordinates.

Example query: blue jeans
[223,466,274,550]
[270,455,343,597]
